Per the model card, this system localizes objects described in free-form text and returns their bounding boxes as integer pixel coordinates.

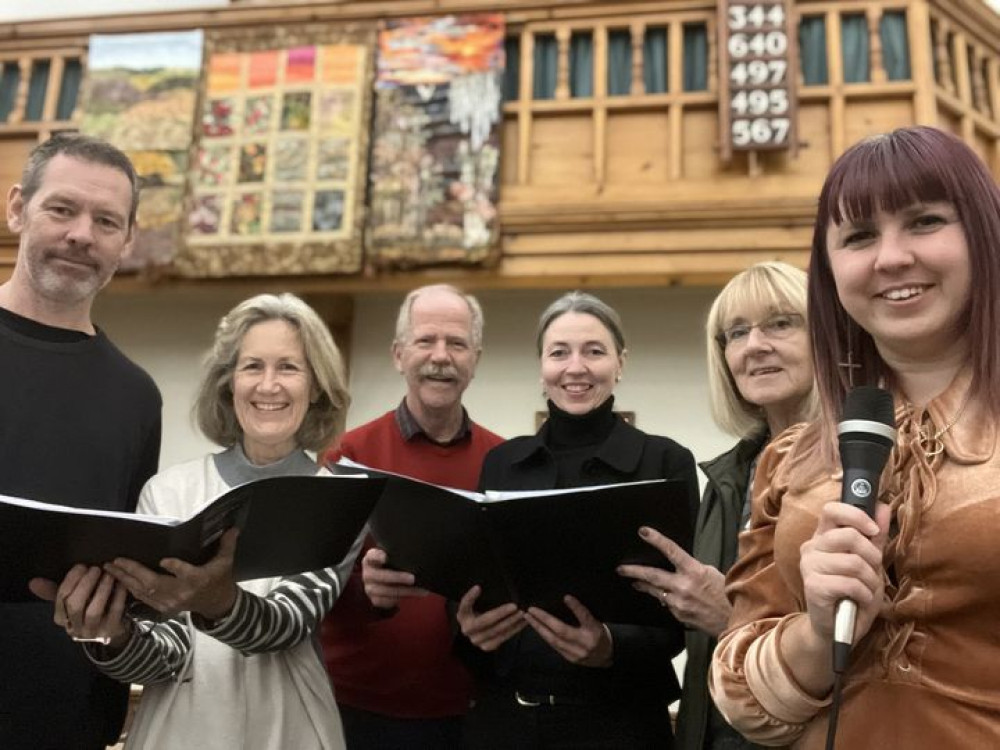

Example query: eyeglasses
[716,312,805,349]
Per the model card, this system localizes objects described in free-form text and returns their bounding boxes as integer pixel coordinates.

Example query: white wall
[95,286,734,471]
[94,288,250,468]
[94,285,729,693]
[349,287,734,467]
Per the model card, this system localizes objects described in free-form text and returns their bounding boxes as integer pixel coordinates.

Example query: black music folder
[0,474,384,601]
[363,469,693,627]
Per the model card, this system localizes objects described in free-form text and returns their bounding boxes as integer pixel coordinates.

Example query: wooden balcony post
[828,9,845,158]
[594,26,608,98]
[950,31,973,141]
[908,0,937,125]
[867,6,887,84]
[518,32,533,185]
[970,46,988,113]
[594,26,607,185]
[71,52,88,122]
[706,15,717,94]
[933,18,955,94]
[630,21,646,96]
[951,31,971,104]
[988,56,1000,120]
[42,56,64,123]
[555,26,570,100]
[668,20,683,179]
[8,57,31,125]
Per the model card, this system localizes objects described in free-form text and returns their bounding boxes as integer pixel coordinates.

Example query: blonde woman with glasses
[621,261,818,750]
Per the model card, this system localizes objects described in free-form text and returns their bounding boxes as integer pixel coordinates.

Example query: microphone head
[838,386,896,443]
[842,386,895,427]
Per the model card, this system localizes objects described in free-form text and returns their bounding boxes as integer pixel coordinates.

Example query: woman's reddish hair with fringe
[807,126,1000,429]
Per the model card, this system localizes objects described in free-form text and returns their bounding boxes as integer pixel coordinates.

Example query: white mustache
[419,365,458,380]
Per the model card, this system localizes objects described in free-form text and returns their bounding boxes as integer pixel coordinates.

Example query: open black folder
[363,469,693,628]
[0,474,384,602]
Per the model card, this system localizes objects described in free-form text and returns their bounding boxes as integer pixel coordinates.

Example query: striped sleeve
[84,616,192,685]
[195,530,363,654]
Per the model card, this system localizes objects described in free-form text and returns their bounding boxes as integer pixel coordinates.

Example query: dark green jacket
[675,430,769,750]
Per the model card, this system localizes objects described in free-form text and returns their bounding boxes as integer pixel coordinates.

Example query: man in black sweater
[0,134,162,749]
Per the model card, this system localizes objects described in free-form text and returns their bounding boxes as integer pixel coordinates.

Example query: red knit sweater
[320,410,504,718]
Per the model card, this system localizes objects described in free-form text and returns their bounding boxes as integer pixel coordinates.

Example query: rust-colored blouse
[709,369,1000,748]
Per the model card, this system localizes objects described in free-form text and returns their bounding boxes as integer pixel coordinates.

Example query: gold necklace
[916,390,971,458]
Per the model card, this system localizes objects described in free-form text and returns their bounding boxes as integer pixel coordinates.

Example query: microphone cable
[824,657,847,750]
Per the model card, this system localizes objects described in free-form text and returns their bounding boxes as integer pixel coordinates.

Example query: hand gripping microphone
[833,386,896,673]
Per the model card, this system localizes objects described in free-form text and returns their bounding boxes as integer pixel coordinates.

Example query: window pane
[533,34,557,100]
[25,59,50,121]
[570,31,593,98]
[799,16,829,85]
[643,27,668,93]
[0,64,21,122]
[841,15,870,83]
[607,29,631,96]
[880,12,910,81]
[503,37,520,101]
[57,58,83,120]
[682,24,708,92]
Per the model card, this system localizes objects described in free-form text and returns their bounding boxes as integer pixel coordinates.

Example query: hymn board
[717,0,798,161]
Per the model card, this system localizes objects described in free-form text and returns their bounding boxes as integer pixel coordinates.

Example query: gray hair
[20,133,140,228]
[536,291,626,356]
[705,261,819,437]
[194,293,350,453]
[394,284,484,349]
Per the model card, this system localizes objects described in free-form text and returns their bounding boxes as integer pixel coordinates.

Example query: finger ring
[658,590,668,608]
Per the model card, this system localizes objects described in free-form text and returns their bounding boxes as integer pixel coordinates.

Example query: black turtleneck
[544,396,618,488]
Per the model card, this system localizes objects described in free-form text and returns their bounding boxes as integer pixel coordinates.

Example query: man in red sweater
[322,284,504,748]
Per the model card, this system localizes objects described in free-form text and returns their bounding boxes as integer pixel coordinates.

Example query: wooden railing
[502,11,717,188]
[928,0,1000,169]
[0,48,85,136]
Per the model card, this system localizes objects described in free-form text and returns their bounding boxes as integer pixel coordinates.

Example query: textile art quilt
[81,30,203,272]
[367,14,505,267]
[177,25,375,276]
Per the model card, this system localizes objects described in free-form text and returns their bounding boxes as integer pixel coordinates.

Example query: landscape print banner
[177,25,375,277]
[80,30,203,271]
[367,14,504,267]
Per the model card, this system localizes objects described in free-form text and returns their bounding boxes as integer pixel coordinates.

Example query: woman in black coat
[458,291,700,750]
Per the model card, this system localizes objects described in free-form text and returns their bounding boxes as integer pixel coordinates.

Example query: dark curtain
[56,59,83,121]
[880,11,911,80]
[533,34,557,99]
[0,65,20,122]
[607,29,632,96]
[25,60,50,121]
[570,32,593,97]
[799,16,829,85]
[683,23,708,91]
[644,27,668,93]
[842,15,870,83]
[503,37,521,101]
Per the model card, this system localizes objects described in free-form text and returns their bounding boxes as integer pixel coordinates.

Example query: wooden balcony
[1,0,997,290]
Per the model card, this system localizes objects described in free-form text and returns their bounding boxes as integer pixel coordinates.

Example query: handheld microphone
[832,386,895,673]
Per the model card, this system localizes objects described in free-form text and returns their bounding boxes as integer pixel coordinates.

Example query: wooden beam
[908,0,937,125]
[827,8,846,157]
